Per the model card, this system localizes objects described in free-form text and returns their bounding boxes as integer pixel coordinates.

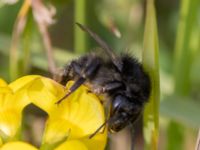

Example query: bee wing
[89,47,111,62]
[76,23,123,72]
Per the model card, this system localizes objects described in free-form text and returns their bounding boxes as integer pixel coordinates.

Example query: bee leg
[57,60,85,85]
[55,61,81,86]
[56,58,100,104]
[93,82,122,94]
[70,61,82,75]
[89,100,113,139]
[89,119,109,139]
[55,77,86,104]
[67,57,100,92]
[64,55,100,79]
[81,56,100,78]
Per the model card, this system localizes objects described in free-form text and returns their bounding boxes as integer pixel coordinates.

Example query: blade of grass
[168,0,200,149]
[142,0,160,149]
[9,0,31,81]
[174,0,199,94]
[74,0,87,53]
[19,12,33,76]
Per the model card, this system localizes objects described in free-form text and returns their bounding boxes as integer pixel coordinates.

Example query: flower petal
[0,79,11,97]
[0,87,12,108]
[1,75,41,110]
[0,110,21,140]
[0,137,2,146]
[8,75,41,92]
[42,118,81,144]
[0,76,40,141]
[41,81,107,149]
[81,129,108,150]
[51,81,105,138]
[0,79,7,87]
[55,140,88,150]
[27,77,65,114]
[2,89,29,112]
[0,141,38,150]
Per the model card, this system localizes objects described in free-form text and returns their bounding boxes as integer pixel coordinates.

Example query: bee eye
[112,97,121,109]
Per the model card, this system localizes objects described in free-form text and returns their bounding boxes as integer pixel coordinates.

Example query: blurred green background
[0,0,199,150]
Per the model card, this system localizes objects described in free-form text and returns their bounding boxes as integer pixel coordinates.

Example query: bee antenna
[76,22,123,72]
[89,119,109,139]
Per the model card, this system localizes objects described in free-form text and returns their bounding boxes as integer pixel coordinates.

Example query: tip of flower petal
[0,79,8,87]
[0,141,38,150]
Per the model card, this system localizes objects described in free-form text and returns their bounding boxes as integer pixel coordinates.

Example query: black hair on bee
[56,23,151,138]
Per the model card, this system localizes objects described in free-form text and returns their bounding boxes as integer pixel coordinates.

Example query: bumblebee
[56,23,151,138]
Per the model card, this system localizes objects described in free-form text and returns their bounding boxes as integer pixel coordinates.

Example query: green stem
[74,0,87,53]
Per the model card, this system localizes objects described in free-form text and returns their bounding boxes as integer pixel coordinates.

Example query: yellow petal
[0,110,21,140]
[0,87,12,108]
[0,76,42,141]
[41,81,107,149]
[0,141,38,150]
[0,79,7,87]
[0,87,12,94]
[1,75,41,110]
[55,140,88,150]
[81,129,108,150]
[0,80,12,107]
[44,81,105,137]
[42,118,81,144]
[27,77,65,114]
[8,75,41,93]
[3,89,30,112]
[0,137,2,146]
[52,81,105,137]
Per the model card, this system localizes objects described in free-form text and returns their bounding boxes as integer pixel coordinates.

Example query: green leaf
[142,0,160,150]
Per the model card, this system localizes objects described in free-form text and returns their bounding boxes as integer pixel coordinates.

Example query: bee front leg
[81,56,100,78]
[56,60,83,86]
[56,57,101,104]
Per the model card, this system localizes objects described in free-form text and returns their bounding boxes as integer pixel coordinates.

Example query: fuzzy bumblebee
[56,23,151,138]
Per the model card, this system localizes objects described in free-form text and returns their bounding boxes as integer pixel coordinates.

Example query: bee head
[109,95,142,132]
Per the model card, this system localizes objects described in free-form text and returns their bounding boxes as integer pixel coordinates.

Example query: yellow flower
[0,76,39,142]
[0,76,107,150]
[0,141,37,150]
